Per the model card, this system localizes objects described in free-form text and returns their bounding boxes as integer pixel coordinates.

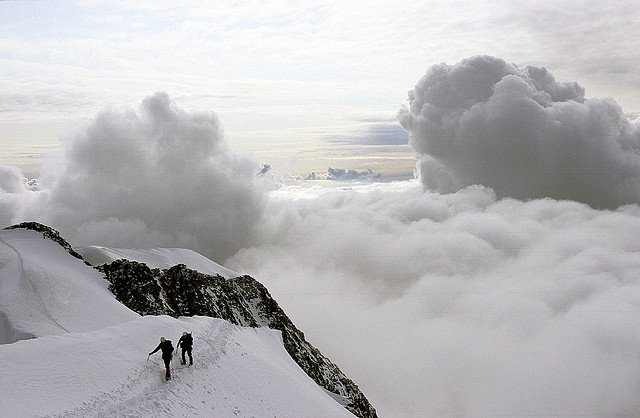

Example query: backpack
[161,340,174,356]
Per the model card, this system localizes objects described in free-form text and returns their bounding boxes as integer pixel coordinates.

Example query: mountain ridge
[95,255,377,418]
[1,222,377,418]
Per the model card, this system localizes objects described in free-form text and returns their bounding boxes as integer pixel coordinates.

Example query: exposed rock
[100,260,377,418]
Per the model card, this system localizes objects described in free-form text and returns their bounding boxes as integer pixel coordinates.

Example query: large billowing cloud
[398,55,640,209]
[18,92,267,261]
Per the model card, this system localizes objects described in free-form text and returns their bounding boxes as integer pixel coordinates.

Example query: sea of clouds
[228,180,640,416]
[2,57,640,416]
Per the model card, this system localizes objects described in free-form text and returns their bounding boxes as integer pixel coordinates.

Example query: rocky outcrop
[99,260,377,418]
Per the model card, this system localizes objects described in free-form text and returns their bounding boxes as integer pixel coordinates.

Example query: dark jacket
[178,333,193,350]
[150,340,174,360]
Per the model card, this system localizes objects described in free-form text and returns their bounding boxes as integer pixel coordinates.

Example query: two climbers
[148,331,193,381]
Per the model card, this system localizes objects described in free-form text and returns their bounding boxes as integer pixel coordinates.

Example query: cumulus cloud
[305,167,382,182]
[227,181,640,416]
[14,92,267,261]
[398,55,640,209]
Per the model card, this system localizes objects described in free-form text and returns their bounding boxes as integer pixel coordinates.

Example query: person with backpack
[149,336,174,380]
[177,331,193,366]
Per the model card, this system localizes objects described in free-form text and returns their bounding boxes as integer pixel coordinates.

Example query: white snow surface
[0,229,139,342]
[0,316,352,417]
[0,228,352,417]
[78,245,238,279]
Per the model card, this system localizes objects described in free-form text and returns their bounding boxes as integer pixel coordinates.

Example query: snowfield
[0,315,353,417]
[0,228,138,342]
[0,227,353,417]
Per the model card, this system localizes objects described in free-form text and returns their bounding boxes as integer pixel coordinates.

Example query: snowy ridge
[0,228,138,342]
[78,246,238,279]
[96,260,377,417]
[0,225,357,416]
[0,315,352,417]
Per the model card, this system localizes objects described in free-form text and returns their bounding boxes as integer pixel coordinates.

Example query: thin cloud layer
[324,122,409,146]
[227,181,640,416]
[398,55,640,209]
[20,92,267,261]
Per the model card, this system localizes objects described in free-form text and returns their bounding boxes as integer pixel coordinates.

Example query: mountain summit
[0,222,376,417]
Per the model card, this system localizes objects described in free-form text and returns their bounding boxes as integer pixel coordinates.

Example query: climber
[149,336,174,380]
[177,331,193,366]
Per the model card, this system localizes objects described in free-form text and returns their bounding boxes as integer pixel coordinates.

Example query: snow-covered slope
[92,256,377,417]
[0,228,138,343]
[0,225,355,417]
[78,246,238,279]
[0,315,352,417]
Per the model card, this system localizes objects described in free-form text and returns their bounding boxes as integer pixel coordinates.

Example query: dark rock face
[99,260,377,418]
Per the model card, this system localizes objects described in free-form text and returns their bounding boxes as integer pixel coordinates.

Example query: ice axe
[147,354,150,362]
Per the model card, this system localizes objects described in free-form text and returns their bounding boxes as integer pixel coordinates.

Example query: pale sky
[2,0,639,179]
